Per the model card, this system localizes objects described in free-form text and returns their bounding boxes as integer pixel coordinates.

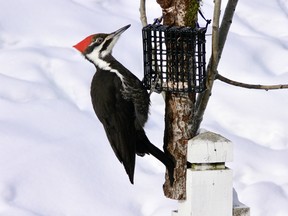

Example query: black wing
[91,70,137,183]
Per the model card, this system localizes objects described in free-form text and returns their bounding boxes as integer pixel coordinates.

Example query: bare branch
[140,0,148,27]
[191,0,222,136]
[218,0,239,61]
[216,73,288,90]
[191,0,239,136]
[210,0,221,76]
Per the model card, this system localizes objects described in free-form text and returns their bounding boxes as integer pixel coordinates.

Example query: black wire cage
[142,24,208,93]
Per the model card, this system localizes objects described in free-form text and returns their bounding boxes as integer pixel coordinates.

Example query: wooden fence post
[171,131,250,216]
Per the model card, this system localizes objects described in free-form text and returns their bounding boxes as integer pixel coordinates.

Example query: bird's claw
[167,156,175,186]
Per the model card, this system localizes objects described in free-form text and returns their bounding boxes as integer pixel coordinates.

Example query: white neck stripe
[86,51,125,84]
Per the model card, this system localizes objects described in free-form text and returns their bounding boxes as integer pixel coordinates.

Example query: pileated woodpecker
[73,25,174,184]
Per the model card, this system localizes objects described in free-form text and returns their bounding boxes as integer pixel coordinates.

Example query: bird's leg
[146,142,175,186]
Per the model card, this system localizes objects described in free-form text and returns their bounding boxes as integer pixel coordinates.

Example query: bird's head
[73,24,131,65]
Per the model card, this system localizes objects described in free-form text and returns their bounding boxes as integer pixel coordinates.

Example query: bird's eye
[95,37,104,44]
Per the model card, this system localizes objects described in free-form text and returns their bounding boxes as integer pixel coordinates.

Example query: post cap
[187,131,233,163]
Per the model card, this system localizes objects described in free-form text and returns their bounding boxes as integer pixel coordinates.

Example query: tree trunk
[156,0,200,200]
[163,92,195,199]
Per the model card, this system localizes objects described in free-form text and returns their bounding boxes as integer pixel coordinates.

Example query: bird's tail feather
[126,167,134,184]
[145,141,175,185]
[136,130,175,185]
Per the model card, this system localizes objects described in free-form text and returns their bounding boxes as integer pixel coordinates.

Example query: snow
[0,0,287,215]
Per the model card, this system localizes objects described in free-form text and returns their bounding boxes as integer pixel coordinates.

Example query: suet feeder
[142,24,208,93]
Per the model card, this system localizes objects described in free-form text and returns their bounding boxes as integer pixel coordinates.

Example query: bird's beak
[109,24,131,38]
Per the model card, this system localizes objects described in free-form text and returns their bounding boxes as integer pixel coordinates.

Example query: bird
[73,24,174,185]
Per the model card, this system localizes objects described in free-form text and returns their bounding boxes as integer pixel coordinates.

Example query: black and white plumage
[73,25,174,184]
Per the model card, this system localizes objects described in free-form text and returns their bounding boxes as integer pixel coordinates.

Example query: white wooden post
[171,131,250,216]
[172,131,234,216]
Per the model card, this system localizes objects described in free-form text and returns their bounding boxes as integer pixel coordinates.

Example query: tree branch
[191,0,222,136]
[140,0,148,27]
[191,0,239,136]
[218,0,239,61]
[216,73,288,90]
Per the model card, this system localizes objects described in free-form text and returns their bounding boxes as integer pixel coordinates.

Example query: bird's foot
[166,156,175,186]
[136,152,145,157]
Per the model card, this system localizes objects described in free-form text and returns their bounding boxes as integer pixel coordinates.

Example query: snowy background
[0,0,288,215]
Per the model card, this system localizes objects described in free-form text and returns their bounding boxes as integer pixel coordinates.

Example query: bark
[156,0,199,200]
[163,92,195,200]
[156,0,198,26]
